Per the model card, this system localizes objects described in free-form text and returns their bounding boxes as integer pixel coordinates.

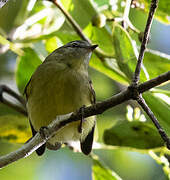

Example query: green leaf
[21,30,80,44]
[13,0,30,26]
[0,35,23,56]
[92,158,122,180]
[61,0,96,28]
[113,24,148,82]
[90,55,129,85]
[0,0,28,32]
[0,103,21,116]
[53,31,80,44]
[45,37,58,53]
[103,120,164,149]
[143,92,170,136]
[154,10,170,24]
[138,0,170,24]
[15,47,42,94]
[153,0,170,17]
[0,115,31,143]
[83,23,115,57]
[151,89,170,97]
[61,0,115,57]
[143,49,170,79]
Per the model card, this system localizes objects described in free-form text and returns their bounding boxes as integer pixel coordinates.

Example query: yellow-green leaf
[92,158,122,180]
[0,115,31,143]
[104,120,164,149]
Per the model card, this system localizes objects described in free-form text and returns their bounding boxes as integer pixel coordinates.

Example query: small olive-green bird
[24,40,98,156]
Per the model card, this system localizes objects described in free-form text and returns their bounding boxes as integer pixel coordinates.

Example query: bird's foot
[78,105,86,133]
[39,126,49,140]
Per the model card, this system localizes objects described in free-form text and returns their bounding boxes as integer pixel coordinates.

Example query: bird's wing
[80,125,95,155]
[24,61,65,99]
[89,79,96,104]
[24,76,46,156]
[80,79,96,155]
[29,119,46,155]
[24,77,32,99]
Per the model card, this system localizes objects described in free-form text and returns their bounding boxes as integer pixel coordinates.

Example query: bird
[24,40,98,156]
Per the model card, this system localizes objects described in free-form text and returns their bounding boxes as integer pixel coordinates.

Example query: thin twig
[122,0,132,28]
[1,98,27,116]
[123,0,132,20]
[0,130,47,168]
[137,95,170,149]
[0,0,9,8]
[148,150,170,176]
[0,85,27,116]
[138,71,170,93]
[0,85,26,106]
[132,0,158,85]
[51,0,90,42]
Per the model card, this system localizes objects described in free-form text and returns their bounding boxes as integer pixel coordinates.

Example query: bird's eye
[71,42,80,47]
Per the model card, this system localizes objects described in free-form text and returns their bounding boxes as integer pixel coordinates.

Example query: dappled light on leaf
[0,115,31,143]
[104,121,164,149]
[143,92,170,136]
[92,158,122,180]
[112,24,148,82]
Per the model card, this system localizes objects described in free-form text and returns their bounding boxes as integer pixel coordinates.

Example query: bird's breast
[27,65,91,132]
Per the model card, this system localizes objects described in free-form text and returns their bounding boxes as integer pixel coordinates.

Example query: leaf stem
[149,150,170,176]
[123,0,132,21]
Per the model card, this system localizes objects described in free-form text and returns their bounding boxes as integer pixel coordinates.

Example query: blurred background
[0,0,170,180]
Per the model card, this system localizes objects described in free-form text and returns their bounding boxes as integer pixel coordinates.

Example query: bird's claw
[78,105,86,133]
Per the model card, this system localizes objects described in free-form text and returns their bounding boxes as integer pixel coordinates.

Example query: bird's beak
[89,44,98,51]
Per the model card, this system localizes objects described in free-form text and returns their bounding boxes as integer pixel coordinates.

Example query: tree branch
[137,95,170,149]
[0,114,73,168]
[0,71,170,168]
[0,85,26,106]
[129,0,170,151]
[0,133,45,168]
[138,71,170,93]
[132,0,158,85]
[0,71,169,119]
[51,0,90,42]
